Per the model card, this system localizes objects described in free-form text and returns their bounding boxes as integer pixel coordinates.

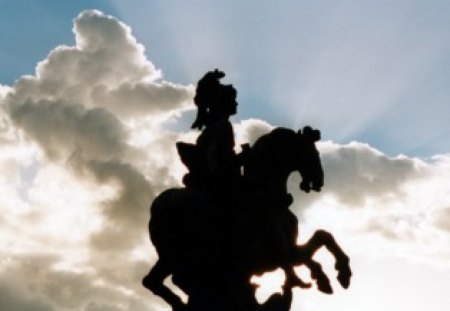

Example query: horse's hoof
[317,279,333,294]
[335,258,352,289]
[337,267,352,289]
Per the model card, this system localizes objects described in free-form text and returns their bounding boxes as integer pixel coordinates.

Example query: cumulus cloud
[320,141,425,205]
[0,10,191,310]
[0,252,162,311]
[2,9,192,253]
[435,208,450,232]
[92,81,193,118]
[286,141,450,269]
[0,281,55,311]
[5,10,192,119]
[1,8,450,311]
[234,118,273,146]
[8,100,128,161]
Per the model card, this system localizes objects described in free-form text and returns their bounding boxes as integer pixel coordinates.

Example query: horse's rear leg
[142,260,185,311]
[296,230,351,289]
[262,283,293,311]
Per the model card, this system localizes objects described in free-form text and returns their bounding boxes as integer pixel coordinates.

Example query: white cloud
[234,118,274,147]
[319,141,425,205]
[2,9,192,253]
[288,141,450,268]
[0,279,55,311]
[0,10,190,310]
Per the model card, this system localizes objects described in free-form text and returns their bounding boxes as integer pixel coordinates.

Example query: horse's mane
[252,127,297,151]
[252,126,319,152]
[241,128,298,178]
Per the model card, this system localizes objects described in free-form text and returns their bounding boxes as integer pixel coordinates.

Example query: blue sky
[1,2,450,311]
[2,1,450,156]
[0,1,115,82]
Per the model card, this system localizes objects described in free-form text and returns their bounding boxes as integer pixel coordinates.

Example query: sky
[1,1,450,311]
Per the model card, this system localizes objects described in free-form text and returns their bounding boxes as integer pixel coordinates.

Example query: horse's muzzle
[312,183,322,192]
[300,180,322,193]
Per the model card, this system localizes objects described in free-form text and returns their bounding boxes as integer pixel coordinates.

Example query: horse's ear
[300,126,321,142]
[311,129,321,142]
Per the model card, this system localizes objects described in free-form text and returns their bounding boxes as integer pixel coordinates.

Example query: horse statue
[142,125,352,311]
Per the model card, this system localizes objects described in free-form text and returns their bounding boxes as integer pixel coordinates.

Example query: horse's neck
[258,169,293,194]
[249,127,299,195]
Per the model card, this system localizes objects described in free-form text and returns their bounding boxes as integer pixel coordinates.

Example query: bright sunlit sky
[1,1,450,311]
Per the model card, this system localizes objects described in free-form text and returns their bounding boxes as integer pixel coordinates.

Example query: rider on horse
[142,70,351,311]
[178,69,310,289]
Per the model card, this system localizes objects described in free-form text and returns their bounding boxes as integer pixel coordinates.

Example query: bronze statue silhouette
[142,70,352,311]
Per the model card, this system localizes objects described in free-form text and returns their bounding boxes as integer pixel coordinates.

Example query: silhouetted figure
[178,74,240,200]
[142,70,352,311]
[191,68,226,130]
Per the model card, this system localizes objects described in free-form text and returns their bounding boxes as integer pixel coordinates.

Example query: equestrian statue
[142,69,352,311]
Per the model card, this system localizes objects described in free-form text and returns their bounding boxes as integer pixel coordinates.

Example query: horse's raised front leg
[142,260,186,311]
[296,229,351,289]
[303,257,333,294]
[283,265,311,289]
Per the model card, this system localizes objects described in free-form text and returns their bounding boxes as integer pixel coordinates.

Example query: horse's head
[244,126,324,194]
[296,126,323,193]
